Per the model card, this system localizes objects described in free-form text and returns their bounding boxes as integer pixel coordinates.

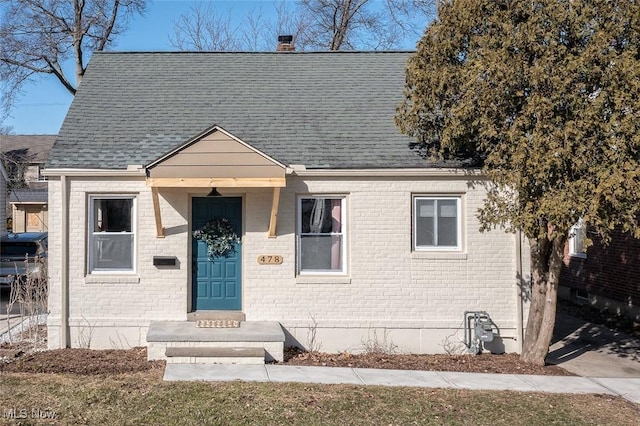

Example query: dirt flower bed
[281,347,573,376]
[0,345,572,376]
[0,347,165,375]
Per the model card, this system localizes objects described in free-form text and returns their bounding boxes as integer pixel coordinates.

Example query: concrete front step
[187,311,246,322]
[147,320,285,363]
[165,347,265,365]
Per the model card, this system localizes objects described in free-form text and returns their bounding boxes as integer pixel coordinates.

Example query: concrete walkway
[165,312,640,405]
[0,290,22,343]
[164,364,640,404]
[547,313,640,377]
[0,315,22,344]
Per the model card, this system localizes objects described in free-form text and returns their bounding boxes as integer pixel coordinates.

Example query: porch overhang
[146,177,286,188]
[145,126,287,239]
[147,179,284,239]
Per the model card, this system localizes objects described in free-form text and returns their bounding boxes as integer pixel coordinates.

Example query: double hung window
[89,196,136,272]
[298,197,346,273]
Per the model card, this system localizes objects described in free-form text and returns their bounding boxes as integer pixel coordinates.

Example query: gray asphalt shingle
[2,135,56,164]
[48,51,432,170]
[9,189,48,203]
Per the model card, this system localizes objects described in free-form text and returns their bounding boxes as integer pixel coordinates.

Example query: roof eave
[42,167,146,177]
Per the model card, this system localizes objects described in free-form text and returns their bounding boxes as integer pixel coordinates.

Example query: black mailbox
[153,256,178,267]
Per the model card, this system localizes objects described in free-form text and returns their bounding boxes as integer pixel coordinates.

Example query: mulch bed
[0,347,165,375]
[282,347,573,376]
[0,345,571,376]
[6,298,629,377]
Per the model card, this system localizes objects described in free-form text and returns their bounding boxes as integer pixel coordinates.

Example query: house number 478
[257,255,283,265]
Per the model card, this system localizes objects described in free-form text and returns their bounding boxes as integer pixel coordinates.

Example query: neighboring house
[44,51,531,360]
[9,189,49,233]
[1,134,55,232]
[561,222,640,322]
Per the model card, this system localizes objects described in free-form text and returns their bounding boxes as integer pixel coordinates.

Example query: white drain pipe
[60,174,69,347]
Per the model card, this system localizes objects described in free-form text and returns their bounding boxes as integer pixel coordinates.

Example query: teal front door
[192,197,242,310]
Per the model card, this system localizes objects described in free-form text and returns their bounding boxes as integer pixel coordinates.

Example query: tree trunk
[521,237,550,356]
[520,234,567,365]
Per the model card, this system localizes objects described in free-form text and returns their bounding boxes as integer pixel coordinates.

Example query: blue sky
[3,1,429,135]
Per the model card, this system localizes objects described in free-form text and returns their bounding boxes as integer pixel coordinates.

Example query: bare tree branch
[0,0,146,114]
[169,2,241,51]
[171,0,435,52]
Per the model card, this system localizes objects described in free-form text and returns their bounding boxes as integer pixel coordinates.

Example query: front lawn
[1,372,638,425]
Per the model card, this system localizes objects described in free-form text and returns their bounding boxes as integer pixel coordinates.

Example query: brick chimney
[276,35,295,52]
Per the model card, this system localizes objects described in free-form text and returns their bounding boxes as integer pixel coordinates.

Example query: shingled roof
[2,135,56,164]
[48,51,432,170]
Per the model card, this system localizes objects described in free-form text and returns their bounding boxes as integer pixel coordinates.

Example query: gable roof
[146,125,286,183]
[48,51,432,170]
[146,125,286,171]
[2,135,56,164]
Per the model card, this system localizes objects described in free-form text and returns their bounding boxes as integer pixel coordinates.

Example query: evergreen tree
[396,0,640,364]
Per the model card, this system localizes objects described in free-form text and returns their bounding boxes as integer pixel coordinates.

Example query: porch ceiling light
[207,188,222,197]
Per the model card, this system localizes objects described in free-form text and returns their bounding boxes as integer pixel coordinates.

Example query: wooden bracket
[268,187,281,238]
[151,187,165,238]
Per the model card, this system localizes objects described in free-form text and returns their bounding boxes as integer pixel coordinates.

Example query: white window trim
[297,195,347,275]
[88,195,137,274]
[569,219,587,259]
[413,196,462,251]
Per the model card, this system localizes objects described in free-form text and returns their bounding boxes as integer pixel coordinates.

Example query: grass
[1,372,638,425]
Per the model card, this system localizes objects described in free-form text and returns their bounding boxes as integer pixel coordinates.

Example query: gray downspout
[60,175,69,347]
[515,230,524,353]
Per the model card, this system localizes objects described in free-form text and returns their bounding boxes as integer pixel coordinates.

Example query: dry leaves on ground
[282,347,573,376]
[1,346,571,376]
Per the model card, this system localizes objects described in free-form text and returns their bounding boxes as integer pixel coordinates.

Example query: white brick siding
[47,174,529,353]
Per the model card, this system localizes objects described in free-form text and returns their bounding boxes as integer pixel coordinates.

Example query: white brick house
[45,51,530,356]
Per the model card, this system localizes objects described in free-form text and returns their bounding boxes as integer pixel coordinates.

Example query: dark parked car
[0,232,48,289]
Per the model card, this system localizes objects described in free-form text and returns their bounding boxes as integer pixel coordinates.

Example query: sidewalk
[0,292,23,343]
[165,312,640,405]
[164,364,640,404]
[0,314,21,335]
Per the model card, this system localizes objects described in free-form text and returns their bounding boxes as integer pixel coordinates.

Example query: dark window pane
[94,199,132,232]
[437,200,458,246]
[415,199,435,247]
[301,198,341,234]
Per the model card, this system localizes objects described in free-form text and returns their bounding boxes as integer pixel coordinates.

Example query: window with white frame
[89,196,135,272]
[298,196,346,274]
[569,219,587,258]
[414,196,461,250]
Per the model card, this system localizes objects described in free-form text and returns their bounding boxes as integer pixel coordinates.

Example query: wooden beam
[151,187,165,238]
[146,177,286,188]
[268,187,281,238]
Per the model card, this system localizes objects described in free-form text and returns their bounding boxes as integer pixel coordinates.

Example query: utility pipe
[60,175,69,347]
